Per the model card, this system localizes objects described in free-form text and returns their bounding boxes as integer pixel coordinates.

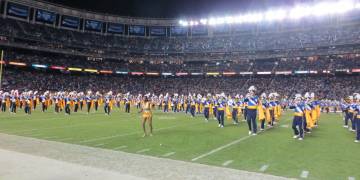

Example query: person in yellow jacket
[258,93,267,131]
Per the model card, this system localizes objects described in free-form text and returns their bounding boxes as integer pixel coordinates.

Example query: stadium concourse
[0,0,360,179]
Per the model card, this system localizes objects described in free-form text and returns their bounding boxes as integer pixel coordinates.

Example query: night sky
[43,0,311,18]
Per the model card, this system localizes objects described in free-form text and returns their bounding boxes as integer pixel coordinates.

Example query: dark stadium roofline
[5,0,179,25]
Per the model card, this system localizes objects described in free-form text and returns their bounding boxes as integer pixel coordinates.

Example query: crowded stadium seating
[0,1,359,100]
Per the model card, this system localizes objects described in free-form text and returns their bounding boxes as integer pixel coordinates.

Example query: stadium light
[178,0,359,26]
[289,6,311,19]
[265,9,287,21]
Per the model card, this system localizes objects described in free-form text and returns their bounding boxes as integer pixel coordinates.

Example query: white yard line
[136,149,150,153]
[259,165,269,172]
[348,177,356,180]
[162,152,176,157]
[300,170,309,178]
[222,160,233,166]
[79,122,202,144]
[191,122,283,162]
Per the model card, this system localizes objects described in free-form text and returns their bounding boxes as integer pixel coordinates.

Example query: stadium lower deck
[0,106,359,180]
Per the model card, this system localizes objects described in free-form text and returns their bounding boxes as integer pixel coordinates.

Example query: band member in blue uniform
[244,86,259,135]
[354,93,360,143]
[290,94,305,140]
[217,93,226,128]
[203,94,211,122]
[104,91,112,115]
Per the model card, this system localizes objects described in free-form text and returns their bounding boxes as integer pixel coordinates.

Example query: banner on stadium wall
[36,9,56,24]
[191,73,203,75]
[206,72,220,75]
[116,71,128,74]
[32,64,47,68]
[294,70,309,74]
[100,70,113,74]
[68,67,82,71]
[256,72,271,75]
[352,68,360,72]
[146,72,160,76]
[223,72,236,75]
[322,70,331,73]
[239,72,253,75]
[176,72,188,76]
[309,70,318,74]
[84,69,98,73]
[161,73,173,76]
[107,23,125,34]
[275,71,292,75]
[9,61,26,66]
[131,72,144,75]
[51,66,66,70]
[7,2,29,19]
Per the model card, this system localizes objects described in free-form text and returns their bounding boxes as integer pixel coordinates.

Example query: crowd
[1,68,359,100]
[1,17,360,61]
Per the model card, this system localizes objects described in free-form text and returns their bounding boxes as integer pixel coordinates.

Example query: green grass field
[0,107,358,180]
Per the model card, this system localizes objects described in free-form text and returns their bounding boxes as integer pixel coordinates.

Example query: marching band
[0,87,358,142]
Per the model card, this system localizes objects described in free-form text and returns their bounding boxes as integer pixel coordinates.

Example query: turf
[0,106,358,179]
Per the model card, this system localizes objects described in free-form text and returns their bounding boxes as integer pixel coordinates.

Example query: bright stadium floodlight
[200,19,208,25]
[225,16,234,24]
[208,18,217,25]
[243,13,263,23]
[179,20,188,26]
[289,6,311,19]
[177,0,360,26]
[265,9,287,21]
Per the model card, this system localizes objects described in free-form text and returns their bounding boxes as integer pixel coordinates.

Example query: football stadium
[0,0,359,179]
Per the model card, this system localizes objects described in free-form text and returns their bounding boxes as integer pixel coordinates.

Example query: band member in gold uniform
[139,94,153,137]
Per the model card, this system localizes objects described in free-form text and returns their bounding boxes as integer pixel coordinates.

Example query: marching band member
[0,91,4,112]
[354,93,360,143]
[258,93,268,131]
[73,92,80,112]
[290,94,305,140]
[345,95,356,132]
[86,91,92,114]
[230,95,240,125]
[202,94,211,122]
[124,92,131,113]
[104,91,113,115]
[64,92,71,115]
[244,86,259,135]
[40,91,48,112]
[217,93,226,128]
[10,90,17,114]
[24,92,32,115]
[139,94,153,137]
[189,94,196,117]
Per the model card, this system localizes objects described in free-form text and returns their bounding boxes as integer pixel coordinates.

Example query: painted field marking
[162,152,176,157]
[136,149,150,153]
[348,177,355,180]
[113,145,127,150]
[191,121,285,162]
[300,170,309,178]
[222,160,233,166]
[259,165,269,172]
[79,121,202,144]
